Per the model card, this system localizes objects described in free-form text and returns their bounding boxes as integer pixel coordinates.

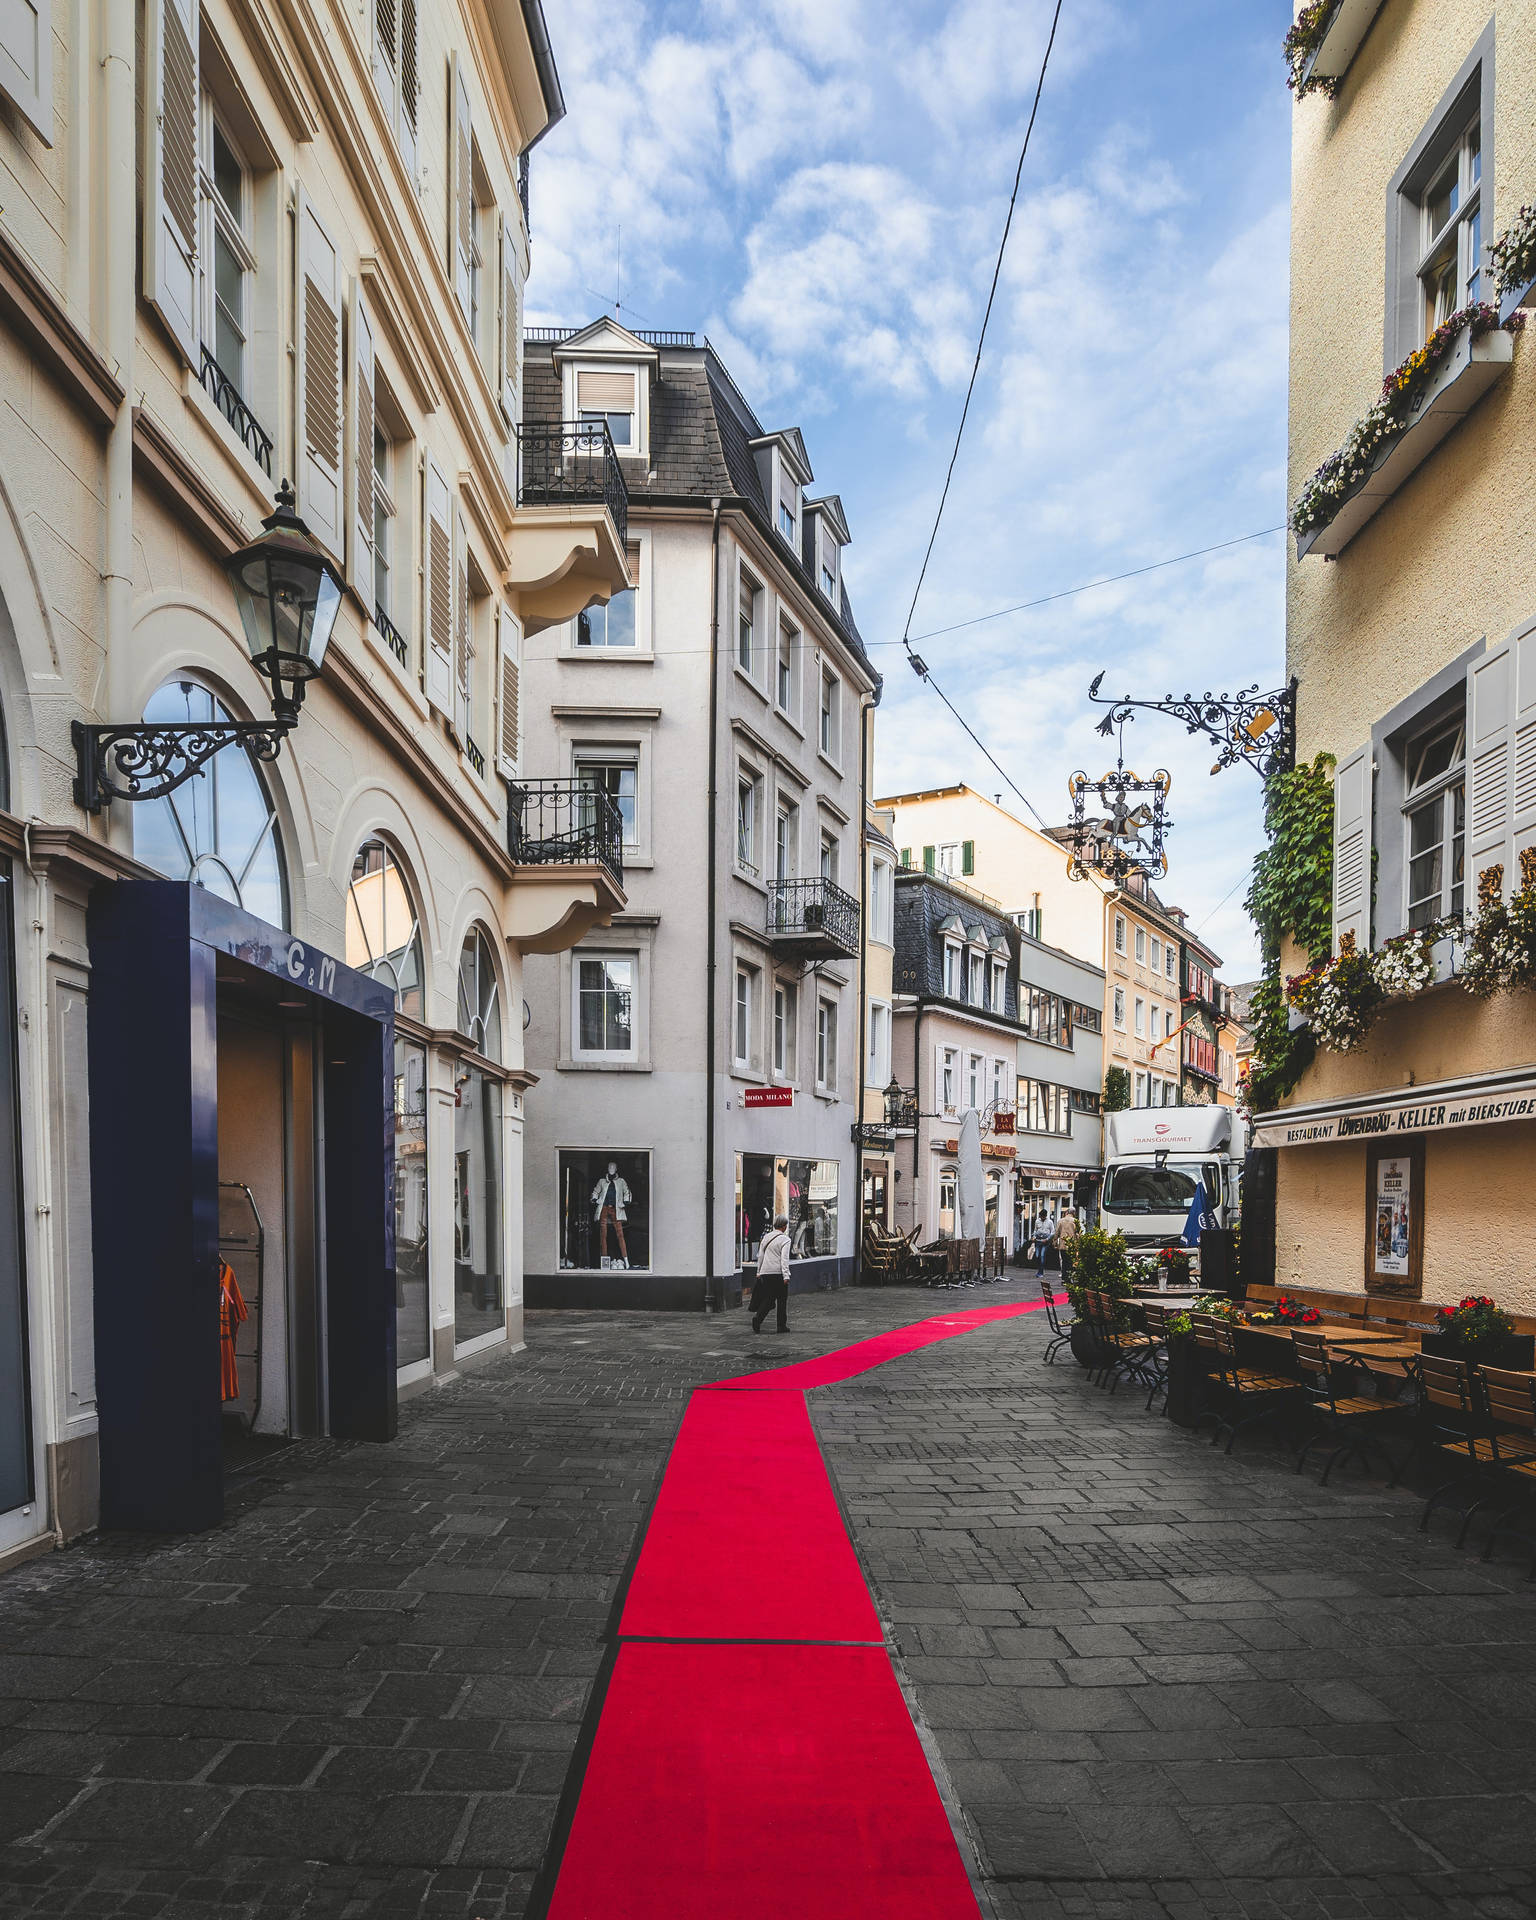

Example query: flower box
[1421,1328,1536,1372]
[1294,0,1387,97]
[1296,325,1513,559]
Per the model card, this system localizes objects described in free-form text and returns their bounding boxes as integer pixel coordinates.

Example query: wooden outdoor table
[1330,1339,1423,1372]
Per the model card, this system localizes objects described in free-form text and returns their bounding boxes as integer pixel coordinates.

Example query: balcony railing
[465,736,486,778]
[766,876,860,960]
[374,602,409,670]
[508,779,624,892]
[199,345,273,475]
[518,419,628,547]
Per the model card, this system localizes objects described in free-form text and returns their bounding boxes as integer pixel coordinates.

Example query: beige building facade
[1260,0,1536,1309]
[0,0,625,1563]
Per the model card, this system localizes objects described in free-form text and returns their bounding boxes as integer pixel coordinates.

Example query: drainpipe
[852,696,869,1275]
[101,0,136,764]
[704,500,722,1312]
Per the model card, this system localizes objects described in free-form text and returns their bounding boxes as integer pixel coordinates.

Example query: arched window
[345,840,423,1018]
[457,927,502,1059]
[131,682,287,927]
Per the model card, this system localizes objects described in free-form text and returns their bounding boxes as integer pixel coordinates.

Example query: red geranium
[1275,1294,1321,1325]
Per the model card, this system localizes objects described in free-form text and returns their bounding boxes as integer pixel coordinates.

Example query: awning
[1015,1164,1080,1191]
[1251,1065,1536,1150]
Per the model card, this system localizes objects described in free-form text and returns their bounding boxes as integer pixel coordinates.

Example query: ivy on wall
[1102,1066,1131,1113]
[1243,753,1335,1113]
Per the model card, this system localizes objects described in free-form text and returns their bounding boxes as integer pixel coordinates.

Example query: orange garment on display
[219,1260,247,1402]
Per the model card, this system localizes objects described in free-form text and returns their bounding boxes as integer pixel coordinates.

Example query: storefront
[88,881,394,1533]
[736,1152,841,1287]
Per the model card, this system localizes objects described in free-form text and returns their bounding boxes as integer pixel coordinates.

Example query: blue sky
[527,0,1299,976]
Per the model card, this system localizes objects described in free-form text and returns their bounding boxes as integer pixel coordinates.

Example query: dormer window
[820,563,835,599]
[577,368,636,447]
[778,486,797,543]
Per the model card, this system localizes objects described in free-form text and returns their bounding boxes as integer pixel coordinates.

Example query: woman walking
[751,1212,792,1334]
[1053,1208,1079,1287]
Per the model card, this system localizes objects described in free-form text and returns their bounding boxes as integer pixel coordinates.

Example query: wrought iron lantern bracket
[73,716,294,814]
[1087,671,1297,780]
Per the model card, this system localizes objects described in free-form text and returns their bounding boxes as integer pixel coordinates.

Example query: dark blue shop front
[88,882,395,1533]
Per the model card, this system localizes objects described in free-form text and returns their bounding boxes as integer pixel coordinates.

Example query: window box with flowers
[1460,851,1536,999]
[1285,0,1386,103]
[1293,303,1520,560]
[1286,925,1447,1053]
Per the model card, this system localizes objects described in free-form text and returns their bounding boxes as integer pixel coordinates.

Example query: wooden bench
[1244,1283,1536,1340]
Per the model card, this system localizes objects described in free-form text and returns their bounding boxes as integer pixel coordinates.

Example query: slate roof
[522,331,880,690]
[892,871,1022,1022]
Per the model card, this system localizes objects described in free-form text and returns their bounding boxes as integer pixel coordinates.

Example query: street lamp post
[73,481,344,812]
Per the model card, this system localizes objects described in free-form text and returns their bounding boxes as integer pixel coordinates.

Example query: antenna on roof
[581,226,653,327]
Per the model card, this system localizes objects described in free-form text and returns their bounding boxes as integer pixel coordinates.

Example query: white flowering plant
[1287,937,1386,1052]
[1490,206,1536,302]
[1372,928,1439,998]
[1461,856,1536,997]
[1283,1,1343,100]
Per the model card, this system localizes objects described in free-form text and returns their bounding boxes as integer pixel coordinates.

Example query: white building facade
[519,324,880,1310]
[0,0,625,1560]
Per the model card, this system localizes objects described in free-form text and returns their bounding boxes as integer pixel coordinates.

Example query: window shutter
[499,214,520,422]
[398,0,419,175]
[1515,624,1536,880]
[1468,637,1515,902]
[1331,744,1371,953]
[349,282,376,597]
[0,0,52,143]
[295,189,344,558]
[423,459,453,716]
[143,0,198,366]
[496,603,521,778]
[899,848,910,868]
[922,845,935,874]
[961,839,975,876]
[450,51,473,318]
[576,370,634,412]
[372,0,396,114]
[453,508,471,742]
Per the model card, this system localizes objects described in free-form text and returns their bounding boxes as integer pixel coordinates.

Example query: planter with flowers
[1493,205,1536,324]
[1460,853,1536,999]
[1272,1294,1323,1326]
[1292,303,1521,559]
[1157,1245,1192,1289]
[1423,1295,1534,1371]
[1284,0,1385,102]
[1287,933,1387,1051]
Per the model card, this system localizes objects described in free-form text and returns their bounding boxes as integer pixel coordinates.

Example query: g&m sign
[286,939,338,997]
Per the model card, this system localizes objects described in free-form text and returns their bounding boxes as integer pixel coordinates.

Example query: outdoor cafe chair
[1039,1278,1076,1365]
[1477,1367,1536,1575]
[1290,1328,1402,1486]
[1137,1299,1173,1412]
[1405,1354,1536,1547]
[1088,1291,1160,1397]
[1196,1319,1303,1455]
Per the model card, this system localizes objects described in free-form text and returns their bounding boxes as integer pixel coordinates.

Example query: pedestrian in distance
[750,1212,792,1334]
[1032,1211,1054,1278]
[1053,1208,1079,1287]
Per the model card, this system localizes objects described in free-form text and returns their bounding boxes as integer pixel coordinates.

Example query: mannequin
[591,1160,632,1267]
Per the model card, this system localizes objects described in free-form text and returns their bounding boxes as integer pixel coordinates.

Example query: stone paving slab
[2,1284,1536,1918]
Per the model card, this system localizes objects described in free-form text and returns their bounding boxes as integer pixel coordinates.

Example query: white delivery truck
[1099,1107,1247,1254]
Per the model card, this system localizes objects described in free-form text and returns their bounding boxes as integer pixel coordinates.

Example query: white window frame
[737,766,762,876]
[1113,913,1126,955]
[1134,997,1145,1038]
[1416,112,1484,340]
[1150,937,1161,972]
[819,829,840,885]
[1166,945,1177,981]
[775,979,799,1081]
[816,996,838,1094]
[1403,713,1467,929]
[943,940,962,1000]
[1134,926,1146,965]
[941,1046,958,1115]
[776,617,800,721]
[990,958,1007,1013]
[738,563,763,680]
[199,92,256,405]
[866,999,890,1089]
[819,668,841,765]
[966,1052,982,1111]
[870,857,894,946]
[774,798,799,884]
[573,952,639,1063]
[967,950,984,1006]
[734,962,758,1072]
[1113,986,1126,1029]
[574,539,643,651]
[565,360,646,460]
[575,748,641,856]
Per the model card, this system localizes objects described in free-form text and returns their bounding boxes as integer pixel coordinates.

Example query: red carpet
[620,1387,880,1643]
[711,1297,1052,1391]
[544,1641,983,1920]
[545,1300,1055,1917]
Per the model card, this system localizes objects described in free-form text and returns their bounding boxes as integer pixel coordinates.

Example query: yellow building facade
[1260,0,1536,1309]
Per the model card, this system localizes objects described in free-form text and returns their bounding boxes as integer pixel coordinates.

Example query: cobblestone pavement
[2,1286,1536,1918]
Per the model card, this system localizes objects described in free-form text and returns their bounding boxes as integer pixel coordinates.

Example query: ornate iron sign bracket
[73,717,293,814]
[1087,671,1297,780]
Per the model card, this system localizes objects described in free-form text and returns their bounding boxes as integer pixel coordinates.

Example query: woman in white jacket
[750,1212,793,1334]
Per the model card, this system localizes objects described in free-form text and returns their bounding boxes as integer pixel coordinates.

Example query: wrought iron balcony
[518,419,628,547]
[508,779,624,892]
[766,876,860,960]
[199,345,273,475]
[374,602,409,670]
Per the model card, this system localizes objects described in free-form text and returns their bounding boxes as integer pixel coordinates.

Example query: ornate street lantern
[74,481,343,812]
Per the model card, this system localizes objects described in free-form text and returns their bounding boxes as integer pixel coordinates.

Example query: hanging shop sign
[743,1085,794,1109]
[1251,1068,1536,1150]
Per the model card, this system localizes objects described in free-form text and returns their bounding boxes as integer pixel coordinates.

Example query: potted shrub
[1067,1227,1132,1369]
[1423,1295,1534,1371]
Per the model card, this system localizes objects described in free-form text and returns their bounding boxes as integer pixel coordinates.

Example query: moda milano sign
[1252,1072,1536,1150]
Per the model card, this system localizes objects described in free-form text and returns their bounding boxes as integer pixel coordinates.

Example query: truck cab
[1100,1107,1246,1253]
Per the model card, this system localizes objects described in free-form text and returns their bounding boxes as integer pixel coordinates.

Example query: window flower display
[1490,205,1536,303]
[1283,1,1343,100]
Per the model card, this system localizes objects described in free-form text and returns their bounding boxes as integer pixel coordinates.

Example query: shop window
[576,954,636,1061]
[132,681,287,928]
[559,1148,651,1272]
[453,1065,503,1343]
[456,927,502,1059]
[737,1153,838,1265]
[345,839,424,1018]
[393,1037,429,1367]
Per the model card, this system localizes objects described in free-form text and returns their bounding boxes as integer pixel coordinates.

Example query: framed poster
[1364,1138,1425,1297]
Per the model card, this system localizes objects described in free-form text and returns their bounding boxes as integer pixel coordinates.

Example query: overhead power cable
[899,0,1064,650]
